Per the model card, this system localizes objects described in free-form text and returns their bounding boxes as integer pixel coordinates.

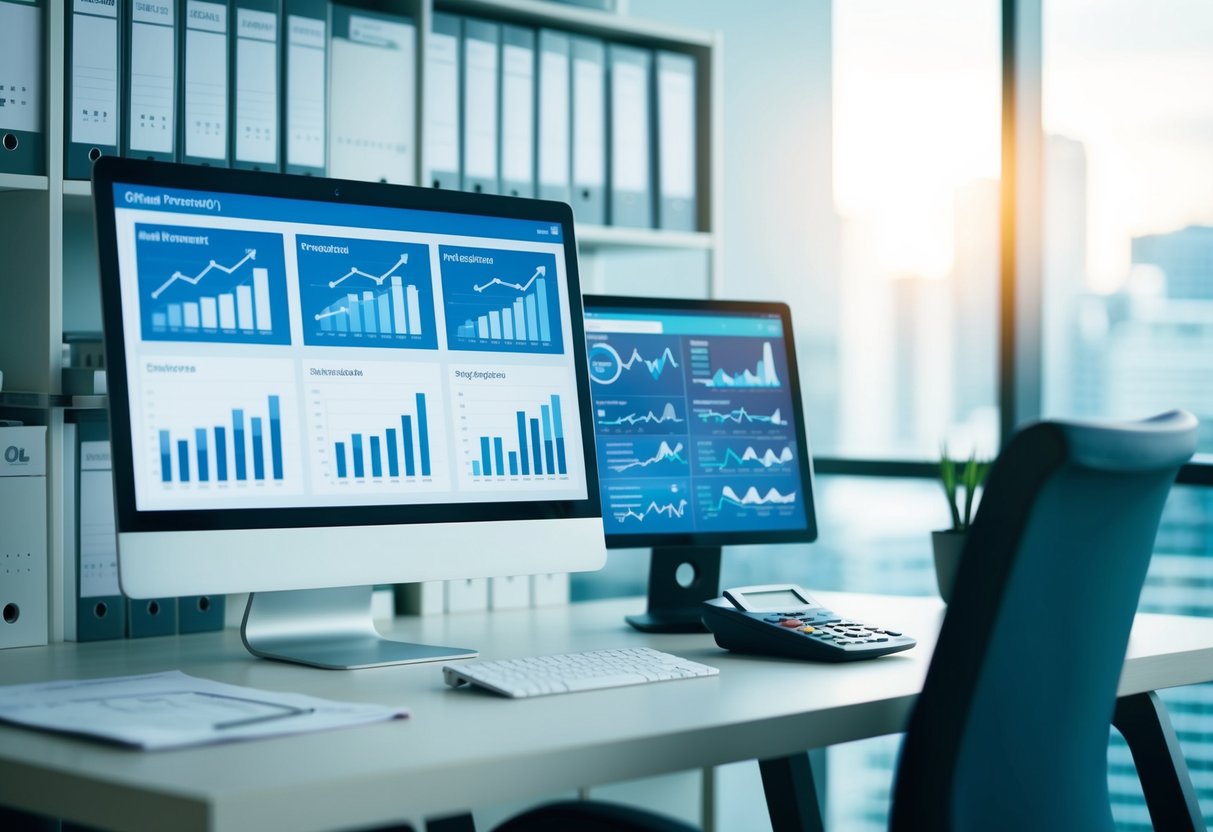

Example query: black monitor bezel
[93,156,601,534]
[582,294,818,549]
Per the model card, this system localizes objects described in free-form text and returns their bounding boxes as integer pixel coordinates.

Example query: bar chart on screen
[305,361,449,494]
[296,236,437,349]
[134,224,291,345]
[451,366,581,491]
[137,358,304,504]
[439,246,564,354]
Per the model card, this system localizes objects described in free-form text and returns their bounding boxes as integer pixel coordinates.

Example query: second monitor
[583,296,817,632]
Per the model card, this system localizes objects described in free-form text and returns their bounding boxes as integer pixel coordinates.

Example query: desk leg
[758,753,825,832]
[1113,691,1203,832]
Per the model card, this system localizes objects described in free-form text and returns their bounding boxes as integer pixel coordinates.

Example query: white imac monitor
[92,157,605,668]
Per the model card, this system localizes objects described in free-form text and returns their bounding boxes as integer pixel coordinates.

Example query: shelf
[0,173,49,193]
[577,225,714,251]
[437,0,714,48]
[63,180,91,198]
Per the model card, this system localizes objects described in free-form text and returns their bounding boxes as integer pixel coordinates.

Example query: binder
[655,51,697,232]
[282,0,326,175]
[607,44,652,228]
[123,0,178,161]
[460,18,499,195]
[66,0,122,179]
[178,593,225,633]
[0,426,48,649]
[230,0,280,171]
[328,4,415,185]
[127,595,178,637]
[535,29,570,204]
[0,0,44,175]
[72,419,126,641]
[570,36,605,225]
[422,12,460,189]
[179,0,230,167]
[499,25,535,199]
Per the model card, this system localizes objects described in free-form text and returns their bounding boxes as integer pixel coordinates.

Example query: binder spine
[281,0,326,176]
[536,29,571,205]
[606,43,653,229]
[230,0,281,171]
[422,12,461,190]
[570,35,605,225]
[0,0,46,175]
[460,18,500,195]
[122,0,179,162]
[499,24,535,200]
[655,50,698,232]
[179,0,231,167]
[74,420,126,642]
[66,0,122,179]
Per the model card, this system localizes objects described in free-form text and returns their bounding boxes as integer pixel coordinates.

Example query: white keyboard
[442,647,719,698]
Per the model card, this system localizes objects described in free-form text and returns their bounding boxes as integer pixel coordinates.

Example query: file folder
[66,0,121,179]
[283,0,326,175]
[536,29,570,204]
[0,0,44,175]
[123,0,178,161]
[178,593,225,632]
[655,50,697,232]
[499,25,535,199]
[607,44,652,228]
[570,36,605,225]
[231,0,280,171]
[180,0,229,167]
[72,420,126,642]
[422,12,460,189]
[328,4,415,184]
[0,426,48,649]
[127,595,178,637]
[460,18,499,195]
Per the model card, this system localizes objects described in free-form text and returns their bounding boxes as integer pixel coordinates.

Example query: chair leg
[1112,691,1204,832]
[758,753,825,832]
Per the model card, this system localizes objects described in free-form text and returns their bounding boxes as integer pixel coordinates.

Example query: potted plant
[933,447,989,603]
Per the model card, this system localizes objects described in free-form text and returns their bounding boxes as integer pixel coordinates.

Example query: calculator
[701,584,916,662]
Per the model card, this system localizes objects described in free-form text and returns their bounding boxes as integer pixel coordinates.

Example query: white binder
[656,51,698,232]
[180,0,229,167]
[607,43,652,228]
[570,36,605,225]
[499,25,535,199]
[231,0,280,171]
[328,5,415,184]
[66,0,121,178]
[0,0,44,174]
[423,12,460,189]
[123,0,177,161]
[283,0,326,175]
[536,29,570,204]
[460,18,499,195]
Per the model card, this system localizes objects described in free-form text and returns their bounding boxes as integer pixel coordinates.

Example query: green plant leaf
[939,444,962,531]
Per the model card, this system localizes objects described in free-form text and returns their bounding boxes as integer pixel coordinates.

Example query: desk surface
[2,592,1213,832]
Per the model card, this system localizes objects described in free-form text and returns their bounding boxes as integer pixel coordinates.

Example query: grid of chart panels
[586,313,807,535]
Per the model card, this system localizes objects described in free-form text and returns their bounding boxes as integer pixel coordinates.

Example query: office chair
[889,409,1196,831]
[496,411,1197,832]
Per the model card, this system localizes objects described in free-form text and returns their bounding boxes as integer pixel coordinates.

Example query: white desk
[2,592,1212,832]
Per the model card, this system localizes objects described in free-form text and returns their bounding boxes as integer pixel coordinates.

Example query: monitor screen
[93,159,604,603]
[582,296,817,548]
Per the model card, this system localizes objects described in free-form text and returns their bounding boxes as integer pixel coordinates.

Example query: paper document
[0,671,409,750]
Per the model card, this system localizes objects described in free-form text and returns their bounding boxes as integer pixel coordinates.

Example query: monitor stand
[625,546,722,634]
[240,586,477,670]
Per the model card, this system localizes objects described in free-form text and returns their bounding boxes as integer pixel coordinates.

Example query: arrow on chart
[327,253,409,288]
[473,266,546,294]
[314,307,348,321]
[150,249,257,299]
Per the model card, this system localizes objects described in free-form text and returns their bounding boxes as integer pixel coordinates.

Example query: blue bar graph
[330,393,433,482]
[469,393,569,480]
[440,246,564,355]
[155,395,284,484]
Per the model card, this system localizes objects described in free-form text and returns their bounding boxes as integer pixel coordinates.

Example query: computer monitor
[582,296,817,632]
[92,157,605,669]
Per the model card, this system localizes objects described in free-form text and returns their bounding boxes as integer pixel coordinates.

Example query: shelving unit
[0,0,721,641]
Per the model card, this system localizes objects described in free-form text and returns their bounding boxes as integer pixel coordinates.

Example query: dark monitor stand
[627,546,722,633]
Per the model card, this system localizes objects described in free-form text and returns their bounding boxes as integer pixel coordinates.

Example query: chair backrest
[890,411,1197,832]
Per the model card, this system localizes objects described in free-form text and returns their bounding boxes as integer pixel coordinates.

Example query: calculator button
[764,617,782,623]
[800,626,815,633]
[883,630,902,637]
[780,619,802,628]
